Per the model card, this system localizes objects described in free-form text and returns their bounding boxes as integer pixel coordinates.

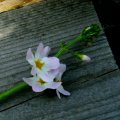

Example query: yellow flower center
[35,59,44,70]
[37,79,46,85]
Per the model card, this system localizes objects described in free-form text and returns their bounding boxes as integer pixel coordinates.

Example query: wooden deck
[0,0,120,119]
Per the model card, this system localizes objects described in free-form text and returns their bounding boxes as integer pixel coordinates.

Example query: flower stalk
[0,82,28,102]
[0,24,100,102]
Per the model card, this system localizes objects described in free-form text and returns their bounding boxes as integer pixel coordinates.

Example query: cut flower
[24,42,70,99]
[23,75,62,92]
[26,43,60,82]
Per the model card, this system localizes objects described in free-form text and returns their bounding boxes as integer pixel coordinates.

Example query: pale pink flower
[23,75,61,92]
[25,43,70,98]
[26,43,60,82]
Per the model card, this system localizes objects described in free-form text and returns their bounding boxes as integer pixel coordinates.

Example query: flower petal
[42,46,51,57]
[23,76,47,92]
[26,48,34,65]
[56,64,66,80]
[36,70,50,82]
[44,81,61,89]
[48,69,59,81]
[31,67,37,76]
[23,77,36,86]
[35,43,44,59]
[43,57,60,70]
[32,83,46,92]
[37,68,59,82]
[57,85,70,96]
[56,90,61,99]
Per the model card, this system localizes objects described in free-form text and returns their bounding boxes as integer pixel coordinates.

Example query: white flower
[23,75,62,92]
[24,43,70,99]
[26,43,60,82]
[55,64,70,99]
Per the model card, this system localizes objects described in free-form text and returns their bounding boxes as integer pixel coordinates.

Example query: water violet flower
[26,43,60,82]
[0,24,101,102]
[23,75,62,92]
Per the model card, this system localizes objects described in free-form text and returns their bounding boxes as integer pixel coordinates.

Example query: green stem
[0,24,100,102]
[0,36,81,102]
[55,35,82,57]
[0,82,29,102]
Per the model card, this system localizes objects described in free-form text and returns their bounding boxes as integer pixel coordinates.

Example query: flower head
[23,75,61,92]
[24,43,70,99]
[26,43,60,82]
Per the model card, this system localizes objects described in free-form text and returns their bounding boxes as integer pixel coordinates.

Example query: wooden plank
[0,0,119,118]
[0,0,40,13]
[1,70,120,120]
[0,38,118,111]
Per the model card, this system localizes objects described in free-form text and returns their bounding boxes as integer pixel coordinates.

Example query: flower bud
[77,54,91,62]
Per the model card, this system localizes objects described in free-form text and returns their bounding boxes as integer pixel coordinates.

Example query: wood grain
[0,0,119,119]
[0,0,40,13]
[1,70,120,120]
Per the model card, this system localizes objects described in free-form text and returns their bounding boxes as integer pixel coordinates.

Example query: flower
[24,43,70,99]
[23,63,70,99]
[23,75,62,92]
[55,64,70,99]
[26,43,60,82]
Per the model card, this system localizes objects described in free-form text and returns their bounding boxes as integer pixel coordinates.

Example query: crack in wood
[0,69,119,112]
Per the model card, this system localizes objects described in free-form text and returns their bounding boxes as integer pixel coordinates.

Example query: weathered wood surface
[0,0,119,119]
